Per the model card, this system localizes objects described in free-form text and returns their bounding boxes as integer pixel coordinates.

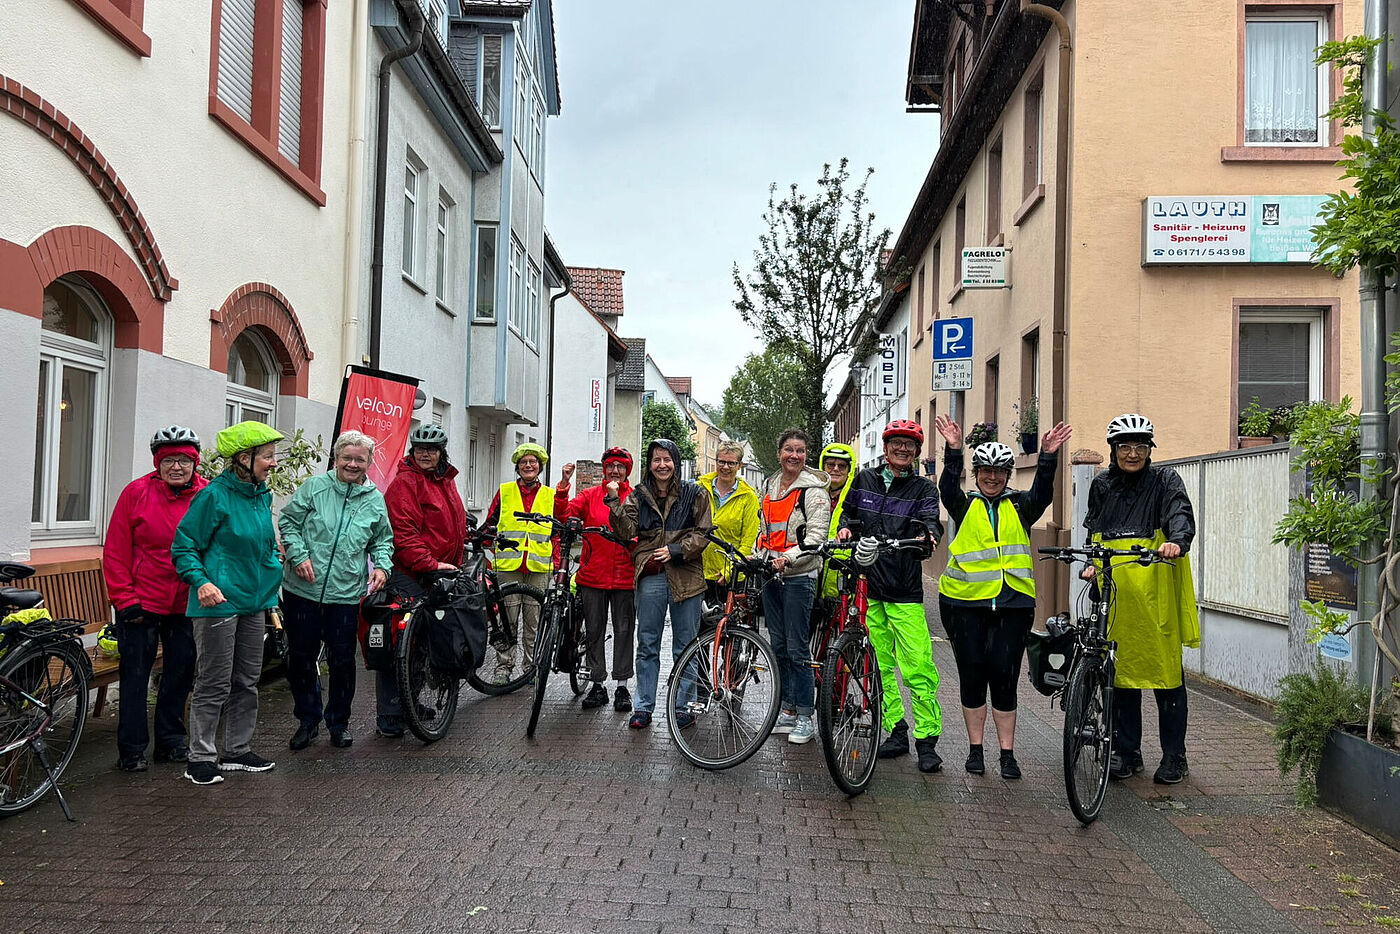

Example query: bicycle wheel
[395,609,460,743]
[466,582,545,696]
[525,603,561,738]
[566,600,594,697]
[665,625,781,771]
[0,641,89,817]
[818,629,883,797]
[1062,654,1114,825]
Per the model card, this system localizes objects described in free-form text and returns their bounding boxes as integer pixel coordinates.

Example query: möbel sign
[960,247,1009,289]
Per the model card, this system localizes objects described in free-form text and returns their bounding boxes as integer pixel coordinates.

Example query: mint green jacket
[172,469,282,617]
[278,472,394,605]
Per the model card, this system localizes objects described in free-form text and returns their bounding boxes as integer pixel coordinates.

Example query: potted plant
[966,422,998,448]
[1237,397,1273,447]
[1012,397,1039,454]
[1269,401,1307,441]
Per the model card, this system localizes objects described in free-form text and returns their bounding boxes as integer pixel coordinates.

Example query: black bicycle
[1038,543,1171,824]
[0,562,91,820]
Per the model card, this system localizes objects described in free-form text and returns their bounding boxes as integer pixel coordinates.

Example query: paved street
[2,595,1397,934]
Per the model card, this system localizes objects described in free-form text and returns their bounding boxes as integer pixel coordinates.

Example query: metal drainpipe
[1020,0,1073,610]
[367,7,427,369]
[543,273,573,484]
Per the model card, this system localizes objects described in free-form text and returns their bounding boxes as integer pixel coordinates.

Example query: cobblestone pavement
[1,593,1397,934]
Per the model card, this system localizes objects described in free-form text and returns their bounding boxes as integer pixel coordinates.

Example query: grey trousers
[578,585,636,682]
[190,613,265,763]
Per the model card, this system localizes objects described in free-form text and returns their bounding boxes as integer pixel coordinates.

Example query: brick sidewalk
[0,597,1396,934]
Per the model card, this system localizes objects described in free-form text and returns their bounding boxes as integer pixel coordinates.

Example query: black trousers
[282,590,359,733]
[116,612,196,760]
[578,586,636,681]
[1113,681,1188,758]
[939,602,1034,711]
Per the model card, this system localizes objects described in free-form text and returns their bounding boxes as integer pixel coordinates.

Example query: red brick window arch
[211,284,313,411]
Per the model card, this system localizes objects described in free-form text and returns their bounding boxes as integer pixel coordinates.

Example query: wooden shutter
[279,0,304,164]
[217,0,257,122]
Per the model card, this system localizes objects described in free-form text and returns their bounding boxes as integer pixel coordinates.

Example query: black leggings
[939,602,1034,711]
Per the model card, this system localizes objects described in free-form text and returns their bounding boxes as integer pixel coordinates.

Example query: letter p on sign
[934,318,973,360]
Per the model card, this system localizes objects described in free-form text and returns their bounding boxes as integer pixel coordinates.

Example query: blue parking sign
[933,318,973,360]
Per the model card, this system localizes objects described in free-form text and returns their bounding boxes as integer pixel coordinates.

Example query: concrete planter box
[1316,728,1400,848]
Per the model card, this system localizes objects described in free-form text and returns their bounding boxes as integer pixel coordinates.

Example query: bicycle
[1037,543,1171,825]
[0,562,92,820]
[461,520,546,697]
[664,533,782,771]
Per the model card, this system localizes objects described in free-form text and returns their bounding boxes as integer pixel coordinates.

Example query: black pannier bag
[1026,615,1076,696]
[426,588,489,680]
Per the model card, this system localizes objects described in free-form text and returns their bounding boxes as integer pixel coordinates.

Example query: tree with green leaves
[641,400,697,462]
[732,159,894,443]
[720,345,809,475]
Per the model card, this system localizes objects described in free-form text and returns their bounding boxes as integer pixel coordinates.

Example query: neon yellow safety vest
[938,496,1036,602]
[496,482,555,572]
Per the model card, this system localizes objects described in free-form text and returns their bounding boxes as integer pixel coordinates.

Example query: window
[930,241,941,320]
[481,35,502,127]
[1021,328,1041,408]
[949,37,963,104]
[1023,70,1044,195]
[508,236,525,333]
[531,97,545,178]
[435,193,452,304]
[402,160,420,278]
[70,0,152,56]
[1245,12,1328,145]
[954,198,966,285]
[210,0,328,202]
[226,330,278,426]
[915,264,926,334]
[527,260,542,345]
[985,355,1000,427]
[1238,307,1323,411]
[33,277,109,539]
[514,56,530,156]
[986,136,1003,242]
[422,0,447,47]
[475,224,498,321]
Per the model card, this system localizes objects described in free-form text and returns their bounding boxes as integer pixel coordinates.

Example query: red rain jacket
[564,482,635,590]
[384,456,469,575]
[103,471,210,615]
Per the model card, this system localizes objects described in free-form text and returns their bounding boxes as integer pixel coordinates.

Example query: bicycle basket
[1026,620,1076,696]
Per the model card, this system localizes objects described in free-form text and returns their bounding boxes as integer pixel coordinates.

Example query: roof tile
[567,266,625,317]
[618,337,646,391]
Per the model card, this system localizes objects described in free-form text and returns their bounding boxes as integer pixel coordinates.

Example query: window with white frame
[435,192,452,304]
[1237,307,1323,412]
[422,0,447,47]
[402,156,421,278]
[514,56,530,158]
[526,260,541,345]
[1245,12,1329,145]
[508,236,525,333]
[531,95,544,178]
[475,224,498,321]
[481,35,502,127]
[33,276,110,538]
[226,330,278,426]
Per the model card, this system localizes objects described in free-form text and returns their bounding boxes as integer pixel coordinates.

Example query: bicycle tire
[818,629,883,797]
[665,625,781,771]
[525,603,561,738]
[0,641,89,817]
[395,609,460,743]
[466,582,545,696]
[566,599,593,697]
[1062,654,1114,825]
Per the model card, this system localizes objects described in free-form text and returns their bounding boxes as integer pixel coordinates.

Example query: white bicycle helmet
[1106,413,1155,444]
[971,442,1016,470]
[149,425,201,453]
[409,424,448,448]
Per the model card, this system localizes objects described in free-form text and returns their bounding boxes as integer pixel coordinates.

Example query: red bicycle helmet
[881,419,925,446]
[601,446,633,473]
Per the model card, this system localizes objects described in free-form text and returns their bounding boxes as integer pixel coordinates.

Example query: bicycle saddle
[0,562,36,583]
[0,588,45,611]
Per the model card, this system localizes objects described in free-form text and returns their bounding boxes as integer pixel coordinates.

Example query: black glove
[115,604,146,625]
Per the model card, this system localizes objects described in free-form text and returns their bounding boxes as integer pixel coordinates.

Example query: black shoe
[1153,754,1189,785]
[1000,750,1022,780]
[329,729,353,749]
[118,755,148,772]
[581,683,609,709]
[289,724,318,750]
[915,736,943,773]
[613,685,633,712]
[219,751,276,773]
[184,761,224,785]
[965,745,985,775]
[1109,750,1144,781]
[877,720,909,759]
[376,725,405,739]
[153,746,189,764]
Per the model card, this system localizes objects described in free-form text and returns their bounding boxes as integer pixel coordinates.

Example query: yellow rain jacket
[819,443,856,598]
[1099,530,1201,690]
[698,471,759,583]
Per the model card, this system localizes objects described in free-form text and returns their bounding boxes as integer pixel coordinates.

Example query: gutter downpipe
[1357,0,1390,698]
[341,0,370,370]
[1020,0,1072,609]
[544,271,572,484]
[368,6,426,368]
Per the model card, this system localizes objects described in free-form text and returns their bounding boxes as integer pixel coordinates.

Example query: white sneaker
[789,716,815,745]
[772,712,797,734]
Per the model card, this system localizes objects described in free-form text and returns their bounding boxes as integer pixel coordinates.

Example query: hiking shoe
[219,751,275,773]
[581,683,609,709]
[965,745,986,775]
[877,720,909,759]
[154,746,189,764]
[1109,750,1144,780]
[329,729,353,748]
[628,711,652,729]
[613,685,633,712]
[772,711,798,734]
[915,736,943,773]
[184,761,224,785]
[118,755,148,772]
[289,724,318,750]
[1000,750,1022,780]
[1153,754,1189,785]
[674,711,696,730]
[788,715,814,745]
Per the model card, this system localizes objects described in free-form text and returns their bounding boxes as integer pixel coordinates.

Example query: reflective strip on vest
[497,482,555,572]
[757,487,802,551]
[938,497,1036,601]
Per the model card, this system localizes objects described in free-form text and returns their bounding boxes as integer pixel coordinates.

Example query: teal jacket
[172,469,283,617]
[278,471,394,605]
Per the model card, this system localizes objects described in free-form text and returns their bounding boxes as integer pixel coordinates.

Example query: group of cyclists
[100,406,1198,789]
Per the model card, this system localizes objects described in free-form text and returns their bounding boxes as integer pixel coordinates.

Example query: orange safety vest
[758,488,804,551]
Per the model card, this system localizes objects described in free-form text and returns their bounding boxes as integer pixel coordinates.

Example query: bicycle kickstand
[31,738,76,822]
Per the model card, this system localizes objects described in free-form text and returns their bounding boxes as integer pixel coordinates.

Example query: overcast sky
[545,0,940,406]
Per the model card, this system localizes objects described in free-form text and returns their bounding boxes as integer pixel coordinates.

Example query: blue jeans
[116,612,196,760]
[762,574,816,717]
[634,572,702,714]
[282,590,359,733]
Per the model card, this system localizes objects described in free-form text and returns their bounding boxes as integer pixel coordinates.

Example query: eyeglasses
[886,441,918,452]
[160,456,195,467]
[1116,443,1152,456]
[716,460,740,468]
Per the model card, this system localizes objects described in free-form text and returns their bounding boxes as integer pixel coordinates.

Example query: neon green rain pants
[866,600,942,739]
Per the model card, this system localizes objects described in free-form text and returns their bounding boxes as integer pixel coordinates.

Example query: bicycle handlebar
[1037,544,1171,567]
[512,511,623,545]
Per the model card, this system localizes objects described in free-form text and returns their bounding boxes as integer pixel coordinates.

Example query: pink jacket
[103,471,210,615]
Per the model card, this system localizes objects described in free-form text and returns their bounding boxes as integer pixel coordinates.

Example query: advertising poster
[1141,195,1327,265]
[332,366,420,491]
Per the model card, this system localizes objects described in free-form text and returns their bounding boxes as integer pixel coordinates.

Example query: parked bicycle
[1037,543,1171,825]
[0,562,91,820]
[664,533,782,770]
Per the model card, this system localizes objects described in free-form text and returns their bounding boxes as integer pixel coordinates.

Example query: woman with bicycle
[933,416,1073,780]
[378,424,469,738]
[171,421,285,785]
[103,425,208,772]
[1084,414,1198,786]
[606,438,712,729]
[699,440,759,608]
[754,428,831,746]
[564,446,637,713]
[278,430,394,752]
